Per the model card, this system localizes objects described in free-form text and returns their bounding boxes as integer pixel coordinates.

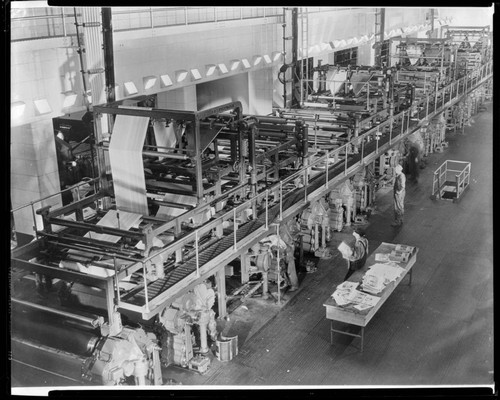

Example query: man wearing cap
[392,164,406,226]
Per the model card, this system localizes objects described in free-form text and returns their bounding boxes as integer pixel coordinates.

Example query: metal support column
[102,7,115,105]
[216,267,227,318]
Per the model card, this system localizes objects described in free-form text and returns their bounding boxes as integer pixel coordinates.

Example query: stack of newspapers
[361,263,405,294]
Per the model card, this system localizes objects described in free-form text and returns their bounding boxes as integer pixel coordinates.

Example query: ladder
[299,7,309,106]
[374,8,385,67]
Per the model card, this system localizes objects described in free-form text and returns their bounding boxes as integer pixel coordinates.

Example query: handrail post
[325,154,329,189]
[434,84,438,114]
[113,256,120,306]
[31,203,38,238]
[279,181,283,221]
[276,222,281,305]
[401,110,405,136]
[389,119,393,144]
[233,208,237,250]
[361,136,364,161]
[142,261,150,311]
[304,168,308,202]
[344,146,348,175]
[265,190,269,229]
[426,94,429,119]
[196,229,201,275]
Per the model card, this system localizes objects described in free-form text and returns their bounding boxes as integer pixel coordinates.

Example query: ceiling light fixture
[272,51,283,62]
[160,74,173,87]
[62,91,78,108]
[252,55,262,66]
[124,81,138,95]
[33,98,52,115]
[191,69,202,80]
[11,101,26,119]
[230,60,241,71]
[175,70,189,82]
[143,76,157,90]
[241,58,251,68]
[218,63,229,74]
[205,64,217,76]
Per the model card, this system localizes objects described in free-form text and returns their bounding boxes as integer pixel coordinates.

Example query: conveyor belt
[120,121,408,308]
[117,72,485,313]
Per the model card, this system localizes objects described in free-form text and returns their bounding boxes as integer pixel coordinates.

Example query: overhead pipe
[11,298,98,326]
[102,7,115,105]
[73,8,90,112]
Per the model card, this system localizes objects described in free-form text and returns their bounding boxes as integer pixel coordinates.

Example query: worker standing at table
[343,231,369,281]
[392,164,406,226]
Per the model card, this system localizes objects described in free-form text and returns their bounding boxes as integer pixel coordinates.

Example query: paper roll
[109,108,151,215]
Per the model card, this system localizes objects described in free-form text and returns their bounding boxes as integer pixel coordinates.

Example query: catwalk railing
[10,60,492,319]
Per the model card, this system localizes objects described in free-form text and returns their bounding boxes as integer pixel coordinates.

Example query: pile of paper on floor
[361,263,406,294]
[331,281,381,311]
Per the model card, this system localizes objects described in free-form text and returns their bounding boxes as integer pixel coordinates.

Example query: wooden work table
[324,242,419,352]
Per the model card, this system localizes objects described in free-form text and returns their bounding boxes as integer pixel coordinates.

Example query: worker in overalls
[408,143,420,183]
[285,244,299,292]
[344,231,369,281]
[392,164,406,226]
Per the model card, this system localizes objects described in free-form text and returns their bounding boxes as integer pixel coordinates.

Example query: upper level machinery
[10,24,493,387]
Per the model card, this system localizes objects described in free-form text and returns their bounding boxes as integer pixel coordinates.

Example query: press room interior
[9,4,494,393]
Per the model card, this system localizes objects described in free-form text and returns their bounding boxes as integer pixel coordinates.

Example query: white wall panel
[196,74,249,113]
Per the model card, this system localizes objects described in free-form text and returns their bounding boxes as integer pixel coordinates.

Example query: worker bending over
[343,231,369,281]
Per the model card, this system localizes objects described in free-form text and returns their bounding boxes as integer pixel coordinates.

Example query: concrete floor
[163,105,493,388]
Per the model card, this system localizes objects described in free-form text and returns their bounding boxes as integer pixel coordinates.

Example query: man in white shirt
[392,164,406,226]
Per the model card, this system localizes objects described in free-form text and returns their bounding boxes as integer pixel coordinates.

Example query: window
[334,47,358,67]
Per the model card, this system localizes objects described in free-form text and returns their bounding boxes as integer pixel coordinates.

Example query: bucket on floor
[216,335,238,361]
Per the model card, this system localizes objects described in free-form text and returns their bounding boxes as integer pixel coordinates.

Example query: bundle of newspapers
[331,281,380,311]
[361,263,406,294]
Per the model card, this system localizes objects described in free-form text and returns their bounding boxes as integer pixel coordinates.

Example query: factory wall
[308,8,377,45]
[10,37,79,234]
[157,86,197,111]
[196,74,250,113]
[11,121,62,235]
[248,68,273,115]
[10,6,436,235]
[112,19,282,100]
[384,8,429,33]
[437,7,493,28]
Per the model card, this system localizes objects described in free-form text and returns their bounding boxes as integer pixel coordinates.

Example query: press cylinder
[11,305,100,357]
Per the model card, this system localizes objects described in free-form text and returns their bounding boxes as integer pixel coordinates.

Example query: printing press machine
[10,50,493,385]
[10,100,311,386]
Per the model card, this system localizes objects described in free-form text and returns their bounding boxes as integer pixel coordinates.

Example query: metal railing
[11,59,492,314]
[10,177,100,240]
[11,6,365,42]
[11,7,284,41]
[431,160,471,201]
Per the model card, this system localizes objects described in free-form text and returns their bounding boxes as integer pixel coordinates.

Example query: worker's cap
[352,229,365,241]
[395,165,403,174]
